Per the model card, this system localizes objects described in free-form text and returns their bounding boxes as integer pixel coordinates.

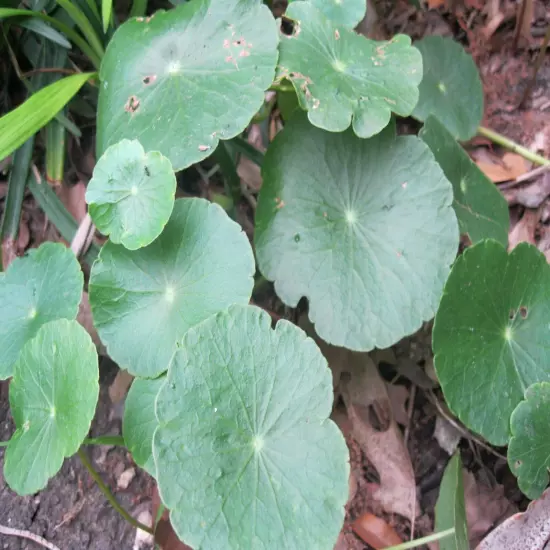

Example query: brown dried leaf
[108,368,134,404]
[78,292,106,355]
[464,470,517,547]
[57,181,87,222]
[508,208,540,250]
[386,383,409,426]
[503,173,550,208]
[476,152,529,183]
[476,488,550,550]
[342,354,418,519]
[352,512,403,549]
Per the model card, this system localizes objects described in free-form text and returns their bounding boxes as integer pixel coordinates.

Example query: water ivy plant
[2,0,549,547]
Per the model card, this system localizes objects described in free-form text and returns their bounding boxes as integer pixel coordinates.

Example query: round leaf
[86,139,176,250]
[277,2,422,138]
[289,0,367,28]
[89,197,255,378]
[420,116,509,247]
[97,0,279,170]
[255,115,458,351]
[508,382,550,499]
[412,36,483,141]
[4,319,99,495]
[0,242,83,379]
[433,240,550,446]
[154,304,349,550]
[123,375,165,476]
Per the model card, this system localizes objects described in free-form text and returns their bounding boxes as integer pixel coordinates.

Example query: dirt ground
[1,0,550,548]
[0,359,154,550]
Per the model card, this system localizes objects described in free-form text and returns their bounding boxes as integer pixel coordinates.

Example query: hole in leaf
[144,166,150,177]
[515,459,522,469]
[509,309,516,320]
[142,75,157,85]
[519,306,528,319]
[124,95,140,114]
[280,16,296,36]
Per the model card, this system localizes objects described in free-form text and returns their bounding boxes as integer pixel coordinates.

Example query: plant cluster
[1,0,550,548]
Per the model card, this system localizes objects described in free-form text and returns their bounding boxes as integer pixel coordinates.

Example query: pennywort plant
[2,0,550,548]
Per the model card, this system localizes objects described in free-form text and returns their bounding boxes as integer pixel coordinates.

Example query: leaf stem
[477,126,550,166]
[129,0,148,18]
[77,448,154,535]
[383,527,455,549]
[1,137,34,269]
[83,435,125,446]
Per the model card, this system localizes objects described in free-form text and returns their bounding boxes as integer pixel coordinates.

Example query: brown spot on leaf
[401,182,408,189]
[142,75,157,85]
[520,306,528,319]
[223,39,230,48]
[124,95,140,114]
[239,50,250,57]
[225,55,233,63]
[275,197,285,209]
[335,29,340,40]
[198,145,210,152]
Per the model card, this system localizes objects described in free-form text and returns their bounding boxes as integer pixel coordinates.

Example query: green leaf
[154,304,349,550]
[412,36,483,141]
[97,0,279,170]
[101,0,112,32]
[508,382,550,499]
[433,240,550,446]
[18,17,72,48]
[123,375,164,476]
[420,116,509,246]
[0,72,94,161]
[277,88,300,122]
[276,2,422,138]
[4,319,99,495]
[86,139,176,250]
[89,198,255,378]
[435,453,469,550]
[0,242,83,379]
[288,0,367,28]
[255,115,458,351]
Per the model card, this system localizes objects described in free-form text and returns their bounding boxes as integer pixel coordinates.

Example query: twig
[498,163,550,190]
[520,24,550,107]
[70,213,95,258]
[404,384,416,446]
[77,448,154,535]
[0,524,61,550]
[478,126,550,166]
[22,67,77,79]
[426,391,506,461]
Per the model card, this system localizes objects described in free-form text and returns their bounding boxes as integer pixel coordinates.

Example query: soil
[1,0,549,549]
[0,359,153,550]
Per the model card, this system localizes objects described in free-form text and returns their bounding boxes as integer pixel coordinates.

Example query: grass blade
[0,72,95,161]
[27,170,100,265]
[0,138,34,269]
[45,118,66,185]
[0,8,101,68]
[101,0,112,32]
[18,17,71,48]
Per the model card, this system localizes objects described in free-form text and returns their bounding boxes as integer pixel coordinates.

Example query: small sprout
[124,95,140,114]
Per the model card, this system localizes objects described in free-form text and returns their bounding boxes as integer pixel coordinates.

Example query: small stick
[404,384,416,446]
[498,163,550,190]
[477,126,550,167]
[0,524,61,550]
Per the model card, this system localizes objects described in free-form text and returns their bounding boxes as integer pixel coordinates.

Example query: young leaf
[0,242,83,379]
[154,304,349,550]
[89,198,255,378]
[276,3,422,138]
[123,375,165,476]
[420,116,509,246]
[433,240,550,446]
[0,72,94,161]
[86,139,176,250]
[412,36,483,141]
[255,115,458,351]
[4,319,99,495]
[102,0,112,32]
[508,382,550,499]
[435,453,469,550]
[97,0,279,170]
[288,0,367,28]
